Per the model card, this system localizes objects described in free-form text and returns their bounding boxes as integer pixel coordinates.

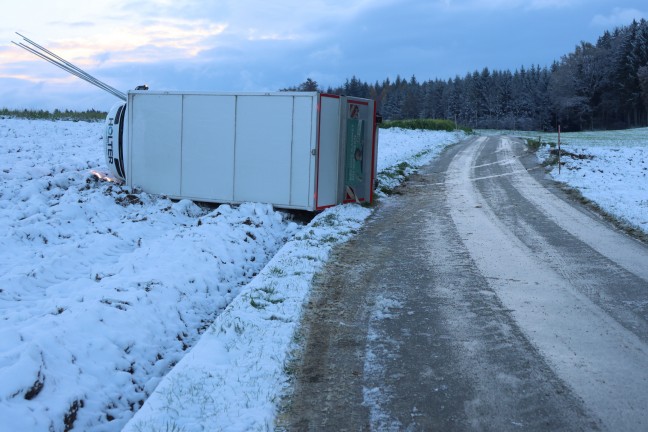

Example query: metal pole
[12,42,122,98]
[13,33,127,101]
[15,32,114,90]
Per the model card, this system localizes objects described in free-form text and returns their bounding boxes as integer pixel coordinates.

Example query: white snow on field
[2,119,644,431]
[0,119,297,431]
[533,128,648,233]
[0,119,463,432]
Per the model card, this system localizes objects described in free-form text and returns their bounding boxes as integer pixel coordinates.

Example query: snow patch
[501,127,648,234]
[124,204,371,431]
[362,294,404,431]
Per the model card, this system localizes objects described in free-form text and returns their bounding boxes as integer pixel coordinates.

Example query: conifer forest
[292,20,648,131]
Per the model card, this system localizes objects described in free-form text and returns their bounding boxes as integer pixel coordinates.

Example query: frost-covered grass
[0,118,465,431]
[538,145,648,235]
[552,128,648,148]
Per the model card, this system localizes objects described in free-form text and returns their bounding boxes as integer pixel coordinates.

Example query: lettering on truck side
[106,119,114,164]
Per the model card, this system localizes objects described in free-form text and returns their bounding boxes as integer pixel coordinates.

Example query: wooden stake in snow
[558,125,561,175]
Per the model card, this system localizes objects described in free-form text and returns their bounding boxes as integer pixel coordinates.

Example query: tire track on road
[448,136,648,431]
[279,136,599,431]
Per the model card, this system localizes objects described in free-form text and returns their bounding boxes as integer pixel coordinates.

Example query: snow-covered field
[0,119,464,431]
[480,128,647,233]
[532,128,648,233]
[0,119,298,431]
[3,118,643,431]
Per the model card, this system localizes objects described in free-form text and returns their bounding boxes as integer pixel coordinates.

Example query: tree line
[0,108,107,122]
[289,20,648,131]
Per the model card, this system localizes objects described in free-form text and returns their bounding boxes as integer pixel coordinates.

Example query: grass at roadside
[381,118,472,133]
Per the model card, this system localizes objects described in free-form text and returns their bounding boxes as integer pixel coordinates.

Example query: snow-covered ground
[3,119,643,431]
[375,128,462,193]
[480,128,647,232]
[0,119,297,431]
[531,128,648,233]
[0,119,464,431]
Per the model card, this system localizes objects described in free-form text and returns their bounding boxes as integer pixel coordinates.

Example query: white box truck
[104,91,379,211]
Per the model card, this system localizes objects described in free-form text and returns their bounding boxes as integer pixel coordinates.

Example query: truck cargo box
[105,91,378,211]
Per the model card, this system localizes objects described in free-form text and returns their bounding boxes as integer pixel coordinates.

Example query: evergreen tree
[280,21,647,130]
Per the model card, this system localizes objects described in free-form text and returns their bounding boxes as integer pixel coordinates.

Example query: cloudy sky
[1,0,646,111]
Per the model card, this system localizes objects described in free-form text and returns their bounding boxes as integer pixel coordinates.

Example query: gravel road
[277,135,648,431]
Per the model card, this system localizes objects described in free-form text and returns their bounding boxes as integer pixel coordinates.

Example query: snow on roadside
[122,127,465,432]
[123,205,371,432]
[377,128,465,172]
[0,118,464,431]
[534,135,648,234]
[375,128,466,193]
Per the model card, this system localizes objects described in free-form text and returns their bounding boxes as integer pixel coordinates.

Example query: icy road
[279,136,648,431]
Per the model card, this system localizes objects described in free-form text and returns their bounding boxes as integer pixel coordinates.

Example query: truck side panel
[290,96,315,208]
[181,95,236,201]
[125,91,376,211]
[129,94,182,196]
[233,96,293,205]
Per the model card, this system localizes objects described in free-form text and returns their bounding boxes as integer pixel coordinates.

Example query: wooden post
[558,125,561,175]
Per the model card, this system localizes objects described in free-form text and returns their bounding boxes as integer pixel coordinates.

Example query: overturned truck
[13,32,380,212]
[106,91,380,211]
